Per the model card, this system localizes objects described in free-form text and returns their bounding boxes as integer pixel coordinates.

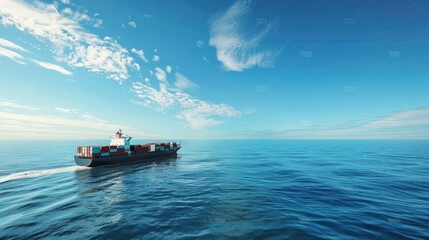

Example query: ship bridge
[110,129,132,151]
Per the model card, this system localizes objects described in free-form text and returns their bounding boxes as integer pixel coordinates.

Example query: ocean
[0,140,428,239]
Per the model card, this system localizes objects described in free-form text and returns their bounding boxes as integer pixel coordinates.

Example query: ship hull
[74,148,180,167]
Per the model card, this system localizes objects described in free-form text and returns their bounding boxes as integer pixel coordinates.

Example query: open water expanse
[0,140,428,239]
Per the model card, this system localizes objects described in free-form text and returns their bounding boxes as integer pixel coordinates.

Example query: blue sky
[0,0,429,139]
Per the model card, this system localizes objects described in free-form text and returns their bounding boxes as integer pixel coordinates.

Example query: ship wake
[0,166,89,184]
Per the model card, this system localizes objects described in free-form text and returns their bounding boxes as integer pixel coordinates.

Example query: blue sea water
[0,140,428,239]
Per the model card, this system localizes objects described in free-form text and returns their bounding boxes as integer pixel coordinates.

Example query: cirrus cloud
[32,59,72,75]
[208,0,279,72]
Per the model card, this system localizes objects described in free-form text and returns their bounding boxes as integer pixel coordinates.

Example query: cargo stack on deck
[74,130,181,167]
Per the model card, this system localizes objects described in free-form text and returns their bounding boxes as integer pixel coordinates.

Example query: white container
[101,152,109,157]
[150,144,155,152]
[110,148,117,153]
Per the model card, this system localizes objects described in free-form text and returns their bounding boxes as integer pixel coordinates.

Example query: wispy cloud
[0,46,25,64]
[0,37,28,52]
[175,92,240,129]
[0,101,38,111]
[132,82,175,111]
[0,111,128,139]
[32,59,72,75]
[0,101,139,139]
[224,108,429,139]
[55,107,78,113]
[0,0,139,82]
[174,72,199,90]
[131,48,149,63]
[132,73,240,129]
[208,0,279,71]
[196,40,205,48]
[362,108,429,129]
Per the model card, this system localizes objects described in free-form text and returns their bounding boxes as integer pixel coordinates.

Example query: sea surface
[0,140,428,239]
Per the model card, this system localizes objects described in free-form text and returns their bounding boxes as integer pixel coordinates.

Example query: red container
[118,148,125,153]
[101,146,110,152]
[92,153,101,158]
[109,152,117,157]
[110,145,117,149]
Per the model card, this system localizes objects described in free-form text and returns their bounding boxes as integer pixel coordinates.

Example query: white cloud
[196,40,205,48]
[0,111,128,137]
[0,101,38,111]
[0,37,28,52]
[93,19,103,28]
[128,21,137,28]
[132,82,175,110]
[175,92,239,129]
[362,108,429,129]
[0,46,25,64]
[61,7,72,15]
[32,59,72,75]
[81,113,107,122]
[61,0,71,4]
[166,65,172,73]
[208,0,278,71]
[0,0,139,82]
[0,101,136,139]
[144,14,153,18]
[55,107,77,113]
[152,55,160,62]
[174,72,199,90]
[225,108,429,139]
[131,48,149,63]
[154,67,167,82]
[131,72,240,130]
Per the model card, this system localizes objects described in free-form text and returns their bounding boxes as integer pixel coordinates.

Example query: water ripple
[0,140,428,239]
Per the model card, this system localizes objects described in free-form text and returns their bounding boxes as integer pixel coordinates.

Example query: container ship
[74,130,181,167]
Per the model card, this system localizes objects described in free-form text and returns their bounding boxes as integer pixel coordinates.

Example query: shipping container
[91,147,101,154]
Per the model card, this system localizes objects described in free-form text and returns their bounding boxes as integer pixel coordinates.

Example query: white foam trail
[0,166,89,184]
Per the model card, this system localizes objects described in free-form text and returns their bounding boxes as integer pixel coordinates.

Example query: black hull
[74,148,180,167]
